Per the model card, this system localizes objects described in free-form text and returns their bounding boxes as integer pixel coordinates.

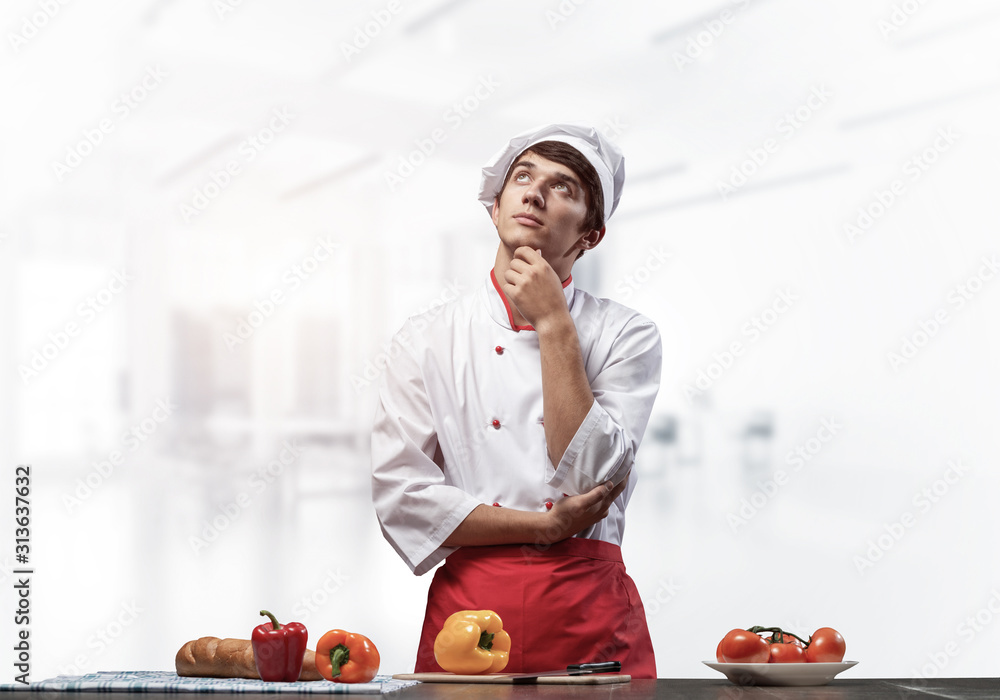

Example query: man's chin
[498,229,543,252]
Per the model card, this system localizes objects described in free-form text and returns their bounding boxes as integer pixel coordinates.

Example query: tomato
[718,629,769,663]
[804,627,846,663]
[716,639,724,663]
[768,643,806,663]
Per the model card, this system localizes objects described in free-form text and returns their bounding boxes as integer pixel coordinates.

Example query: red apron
[414,538,656,678]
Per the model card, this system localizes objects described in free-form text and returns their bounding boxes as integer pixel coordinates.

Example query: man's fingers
[514,246,540,261]
[607,477,628,502]
[593,478,628,518]
[508,257,529,273]
[558,477,629,530]
[578,482,610,510]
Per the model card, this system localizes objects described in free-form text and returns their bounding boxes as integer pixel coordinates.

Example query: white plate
[702,660,859,687]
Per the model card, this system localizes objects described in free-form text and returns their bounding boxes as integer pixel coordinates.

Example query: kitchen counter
[12,679,996,698]
[393,678,997,698]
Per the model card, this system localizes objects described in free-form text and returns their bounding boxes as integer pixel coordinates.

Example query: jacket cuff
[408,498,481,576]
[544,401,605,494]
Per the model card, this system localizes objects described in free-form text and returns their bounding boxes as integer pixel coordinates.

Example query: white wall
[1,0,999,682]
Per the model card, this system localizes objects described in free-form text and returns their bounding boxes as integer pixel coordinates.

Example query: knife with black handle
[510,661,622,683]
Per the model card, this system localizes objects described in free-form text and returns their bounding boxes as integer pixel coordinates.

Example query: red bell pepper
[251,610,308,682]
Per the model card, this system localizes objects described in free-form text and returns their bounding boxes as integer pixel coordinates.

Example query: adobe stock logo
[383,77,500,192]
[189,440,303,555]
[18,269,133,384]
[8,0,72,53]
[681,288,798,403]
[339,0,403,61]
[178,107,294,223]
[63,398,178,514]
[906,588,1000,686]
[611,246,670,300]
[852,459,969,575]
[727,418,841,533]
[52,66,168,182]
[843,127,959,243]
[351,280,466,393]
[877,0,930,39]
[717,85,832,200]
[887,255,999,371]
[546,0,588,30]
[222,235,339,351]
[671,0,753,71]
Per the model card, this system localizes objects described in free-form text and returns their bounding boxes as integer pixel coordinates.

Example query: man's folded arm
[544,316,662,495]
[441,477,628,548]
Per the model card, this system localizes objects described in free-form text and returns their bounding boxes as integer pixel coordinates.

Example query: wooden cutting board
[392,672,631,685]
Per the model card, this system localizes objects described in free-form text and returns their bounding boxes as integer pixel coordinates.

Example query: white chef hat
[477,122,626,224]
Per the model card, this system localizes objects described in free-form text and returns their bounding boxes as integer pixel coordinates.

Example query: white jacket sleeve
[545,316,662,494]
[370,324,482,576]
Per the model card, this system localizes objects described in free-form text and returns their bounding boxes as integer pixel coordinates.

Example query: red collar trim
[489,269,573,333]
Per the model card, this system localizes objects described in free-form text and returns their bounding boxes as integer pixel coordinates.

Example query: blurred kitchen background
[1,0,999,681]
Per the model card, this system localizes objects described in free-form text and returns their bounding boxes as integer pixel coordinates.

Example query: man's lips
[512,213,542,227]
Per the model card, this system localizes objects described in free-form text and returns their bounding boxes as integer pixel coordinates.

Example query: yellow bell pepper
[433,609,512,674]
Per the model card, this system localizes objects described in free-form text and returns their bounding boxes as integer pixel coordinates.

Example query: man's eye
[515,172,529,182]
[554,183,568,191]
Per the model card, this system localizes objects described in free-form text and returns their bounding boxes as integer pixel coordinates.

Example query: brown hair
[496,140,605,233]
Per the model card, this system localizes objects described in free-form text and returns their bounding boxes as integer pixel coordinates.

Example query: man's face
[490,152,600,267]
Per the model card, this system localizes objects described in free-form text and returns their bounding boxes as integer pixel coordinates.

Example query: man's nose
[522,183,544,208]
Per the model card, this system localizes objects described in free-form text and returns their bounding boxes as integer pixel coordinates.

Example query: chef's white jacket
[371,271,662,575]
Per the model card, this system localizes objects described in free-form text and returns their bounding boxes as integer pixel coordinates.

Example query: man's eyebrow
[511,159,581,189]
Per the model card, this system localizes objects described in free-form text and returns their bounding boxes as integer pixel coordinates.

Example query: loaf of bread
[175,636,322,681]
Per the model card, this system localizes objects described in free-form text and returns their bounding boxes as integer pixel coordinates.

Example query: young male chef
[371,123,661,678]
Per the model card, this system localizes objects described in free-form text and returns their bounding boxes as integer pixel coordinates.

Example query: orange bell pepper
[433,610,511,674]
[314,629,380,683]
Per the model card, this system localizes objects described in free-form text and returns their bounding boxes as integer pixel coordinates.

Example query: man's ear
[491,198,500,228]
[579,226,606,251]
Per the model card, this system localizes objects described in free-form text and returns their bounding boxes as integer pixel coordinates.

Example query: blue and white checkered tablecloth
[0,671,418,694]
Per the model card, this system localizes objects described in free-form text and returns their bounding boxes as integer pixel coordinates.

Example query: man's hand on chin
[503,247,570,331]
